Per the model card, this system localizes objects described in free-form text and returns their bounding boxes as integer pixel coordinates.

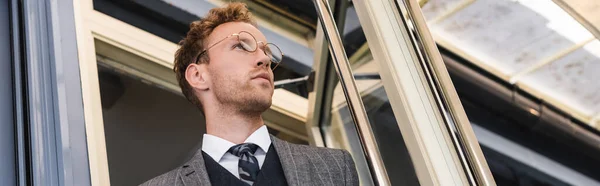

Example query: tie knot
[228,143,259,157]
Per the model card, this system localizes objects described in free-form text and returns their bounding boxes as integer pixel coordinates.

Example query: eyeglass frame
[193,31,284,70]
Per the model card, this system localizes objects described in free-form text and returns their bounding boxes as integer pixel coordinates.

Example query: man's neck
[204,106,265,144]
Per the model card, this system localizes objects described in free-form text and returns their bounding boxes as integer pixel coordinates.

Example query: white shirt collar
[243,125,271,154]
[202,125,272,162]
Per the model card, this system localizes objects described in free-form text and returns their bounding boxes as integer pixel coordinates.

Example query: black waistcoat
[202,145,289,186]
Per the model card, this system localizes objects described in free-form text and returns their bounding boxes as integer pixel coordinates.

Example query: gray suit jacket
[140,136,359,186]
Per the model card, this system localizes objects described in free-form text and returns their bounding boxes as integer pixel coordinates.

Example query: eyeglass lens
[237,32,283,66]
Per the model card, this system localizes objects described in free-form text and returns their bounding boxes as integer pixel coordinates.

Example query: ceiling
[421,0,600,128]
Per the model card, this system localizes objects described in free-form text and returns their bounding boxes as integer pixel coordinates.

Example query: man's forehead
[209,22,267,43]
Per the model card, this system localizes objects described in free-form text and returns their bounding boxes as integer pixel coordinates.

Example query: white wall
[101,74,205,186]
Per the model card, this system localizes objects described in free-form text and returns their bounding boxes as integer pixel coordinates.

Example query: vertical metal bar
[22,0,61,184]
[312,0,391,185]
[306,22,331,147]
[306,0,347,147]
[396,0,496,185]
[20,0,92,185]
[1,0,16,185]
[9,0,28,184]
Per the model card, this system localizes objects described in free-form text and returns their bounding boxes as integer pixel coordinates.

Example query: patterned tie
[228,143,260,185]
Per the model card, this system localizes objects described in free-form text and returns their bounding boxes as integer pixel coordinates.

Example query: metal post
[20,0,91,185]
[312,0,391,185]
[1,0,16,185]
[397,0,496,184]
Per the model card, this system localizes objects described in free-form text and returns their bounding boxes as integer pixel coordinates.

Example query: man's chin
[240,98,271,113]
[254,100,272,112]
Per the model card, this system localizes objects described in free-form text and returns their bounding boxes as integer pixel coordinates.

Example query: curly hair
[173,2,257,110]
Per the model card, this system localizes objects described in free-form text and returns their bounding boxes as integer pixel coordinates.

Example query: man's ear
[185,63,210,91]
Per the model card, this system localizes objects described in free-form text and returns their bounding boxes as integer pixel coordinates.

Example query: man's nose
[255,49,271,68]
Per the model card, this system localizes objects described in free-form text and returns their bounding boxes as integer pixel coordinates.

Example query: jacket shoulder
[280,141,359,185]
[282,141,354,169]
[287,142,349,157]
[139,168,182,186]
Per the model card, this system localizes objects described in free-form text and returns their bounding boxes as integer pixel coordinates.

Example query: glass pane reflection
[322,55,420,185]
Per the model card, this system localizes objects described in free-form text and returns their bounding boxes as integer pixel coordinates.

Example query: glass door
[308,0,496,185]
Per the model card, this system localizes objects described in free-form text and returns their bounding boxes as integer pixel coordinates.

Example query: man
[141,2,359,186]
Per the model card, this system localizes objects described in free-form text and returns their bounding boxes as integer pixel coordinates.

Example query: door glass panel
[317,4,420,186]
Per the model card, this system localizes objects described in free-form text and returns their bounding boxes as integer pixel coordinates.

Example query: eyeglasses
[194,31,284,70]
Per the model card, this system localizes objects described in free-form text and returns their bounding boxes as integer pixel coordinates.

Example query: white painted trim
[353,0,470,184]
[591,114,600,129]
[271,89,309,122]
[87,10,177,69]
[73,0,111,185]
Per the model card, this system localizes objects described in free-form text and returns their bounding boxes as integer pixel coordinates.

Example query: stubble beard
[213,74,273,115]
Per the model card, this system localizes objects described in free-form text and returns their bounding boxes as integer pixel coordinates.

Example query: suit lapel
[271,136,310,186]
[179,149,212,186]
